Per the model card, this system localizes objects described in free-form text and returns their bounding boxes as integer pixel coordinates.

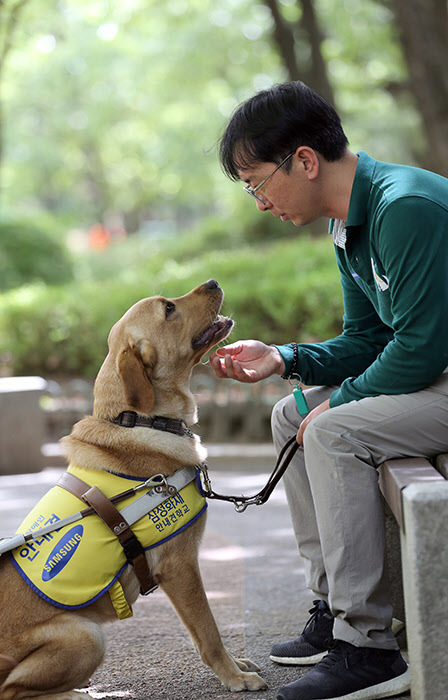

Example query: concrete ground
[0,444,410,700]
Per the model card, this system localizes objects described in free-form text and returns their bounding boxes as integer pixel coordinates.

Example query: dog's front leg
[158,559,267,692]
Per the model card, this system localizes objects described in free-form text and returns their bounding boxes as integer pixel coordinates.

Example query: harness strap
[58,472,158,596]
[58,471,138,508]
[119,466,196,525]
[58,471,92,500]
[0,467,198,557]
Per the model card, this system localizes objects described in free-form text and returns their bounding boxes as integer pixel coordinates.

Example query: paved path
[0,446,410,700]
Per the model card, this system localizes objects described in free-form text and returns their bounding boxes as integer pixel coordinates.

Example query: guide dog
[0,279,267,699]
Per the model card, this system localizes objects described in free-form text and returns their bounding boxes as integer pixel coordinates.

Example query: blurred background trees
[1,0,447,377]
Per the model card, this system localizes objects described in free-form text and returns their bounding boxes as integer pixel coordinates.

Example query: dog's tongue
[192,316,233,348]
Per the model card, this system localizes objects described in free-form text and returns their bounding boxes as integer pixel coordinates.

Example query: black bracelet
[281,342,299,380]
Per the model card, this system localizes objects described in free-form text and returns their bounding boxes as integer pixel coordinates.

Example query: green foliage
[0,0,424,379]
[2,0,285,225]
[0,221,73,291]
[0,231,343,377]
[1,0,422,229]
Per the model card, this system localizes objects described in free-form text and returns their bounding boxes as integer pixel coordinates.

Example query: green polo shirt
[276,151,448,407]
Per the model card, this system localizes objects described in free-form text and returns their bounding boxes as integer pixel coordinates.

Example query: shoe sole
[292,666,410,700]
[270,650,328,665]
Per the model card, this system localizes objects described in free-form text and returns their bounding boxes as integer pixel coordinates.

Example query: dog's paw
[227,671,268,692]
[234,657,261,672]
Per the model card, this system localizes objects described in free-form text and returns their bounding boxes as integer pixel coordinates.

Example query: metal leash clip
[233,496,262,513]
[197,463,213,495]
[141,474,178,496]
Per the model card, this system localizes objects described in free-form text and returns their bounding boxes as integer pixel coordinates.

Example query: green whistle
[293,385,309,416]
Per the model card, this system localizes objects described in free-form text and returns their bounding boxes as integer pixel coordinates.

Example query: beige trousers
[271,374,448,649]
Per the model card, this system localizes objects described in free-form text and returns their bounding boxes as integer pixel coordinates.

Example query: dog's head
[93,279,233,424]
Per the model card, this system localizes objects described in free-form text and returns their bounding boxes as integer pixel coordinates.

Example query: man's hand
[296,398,331,445]
[209,340,285,383]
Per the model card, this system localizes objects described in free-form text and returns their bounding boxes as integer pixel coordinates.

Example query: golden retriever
[0,279,267,699]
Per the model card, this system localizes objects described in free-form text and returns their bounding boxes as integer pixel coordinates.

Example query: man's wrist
[271,346,286,375]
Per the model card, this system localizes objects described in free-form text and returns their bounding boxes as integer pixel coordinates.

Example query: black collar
[111,411,194,438]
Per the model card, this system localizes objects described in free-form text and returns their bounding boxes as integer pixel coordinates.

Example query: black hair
[219,81,349,181]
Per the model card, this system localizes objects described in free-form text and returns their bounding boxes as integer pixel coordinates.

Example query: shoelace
[318,640,370,670]
[302,599,331,634]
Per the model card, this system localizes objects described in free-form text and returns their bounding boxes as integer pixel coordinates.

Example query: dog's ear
[116,340,156,414]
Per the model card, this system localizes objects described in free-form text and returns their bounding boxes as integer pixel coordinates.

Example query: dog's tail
[0,654,18,684]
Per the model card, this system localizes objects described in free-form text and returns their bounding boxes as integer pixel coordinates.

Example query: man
[210,81,448,700]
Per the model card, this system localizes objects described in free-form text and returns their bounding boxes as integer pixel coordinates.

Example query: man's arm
[330,198,448,406]
[274,284,393,389]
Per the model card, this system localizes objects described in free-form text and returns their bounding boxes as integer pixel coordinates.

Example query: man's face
[237,148,324,227]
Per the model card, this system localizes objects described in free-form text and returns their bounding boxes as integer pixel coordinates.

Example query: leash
[0,436,299,556]
[109,411,299,513]
[199,435,299,512]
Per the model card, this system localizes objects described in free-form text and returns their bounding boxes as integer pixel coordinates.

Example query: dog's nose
[204,279,220,290]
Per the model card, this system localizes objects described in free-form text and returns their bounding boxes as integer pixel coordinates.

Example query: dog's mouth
[192,315,234,350]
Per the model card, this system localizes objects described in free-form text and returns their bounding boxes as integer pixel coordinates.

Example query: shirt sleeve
[274,272,392,389]
[330,197,448,406]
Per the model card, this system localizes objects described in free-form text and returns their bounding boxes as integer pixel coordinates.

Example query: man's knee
[303,407,375,468]
[302,407,341,453]
[271,394,293,433]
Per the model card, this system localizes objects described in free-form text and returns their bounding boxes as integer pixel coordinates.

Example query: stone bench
[379,453,448,699]
[0,377,48,475]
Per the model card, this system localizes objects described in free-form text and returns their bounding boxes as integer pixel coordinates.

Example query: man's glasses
[243,151,295,205]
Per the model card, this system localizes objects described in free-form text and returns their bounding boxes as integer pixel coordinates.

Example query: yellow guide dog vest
[10,465,207,619]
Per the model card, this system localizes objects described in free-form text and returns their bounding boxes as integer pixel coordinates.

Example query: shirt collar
[345,151,376,228]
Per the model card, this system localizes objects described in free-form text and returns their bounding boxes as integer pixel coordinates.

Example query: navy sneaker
[276,640,410,700]
[270,600,334,665]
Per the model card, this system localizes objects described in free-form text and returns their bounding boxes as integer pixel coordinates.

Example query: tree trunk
[263,0,336,107]
[262,0,334,234]
[299,0,335,105]
[263,0,301,82]
[392,0,448,175]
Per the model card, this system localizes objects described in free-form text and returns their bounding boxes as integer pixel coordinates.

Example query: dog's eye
[165,302,176,318]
